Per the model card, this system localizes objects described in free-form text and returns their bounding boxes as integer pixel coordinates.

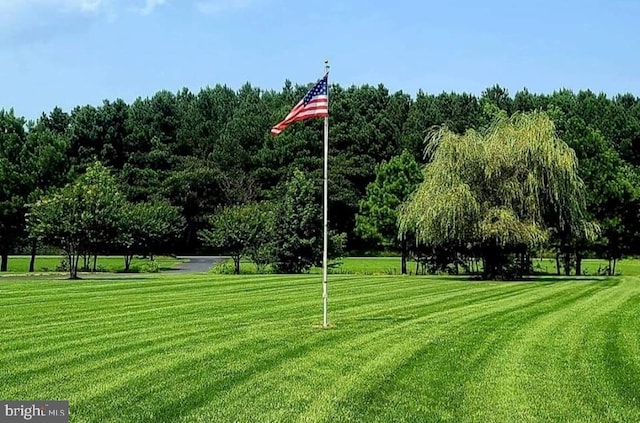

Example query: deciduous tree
[200,202,273,274]
[400,112,597,279]
[356,150,422,273]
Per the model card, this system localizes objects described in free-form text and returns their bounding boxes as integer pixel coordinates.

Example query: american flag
[270,73,329,136]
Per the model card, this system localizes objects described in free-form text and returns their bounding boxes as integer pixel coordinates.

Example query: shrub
[211,262,239,275]
[56,259,69,272]
[139,260,160,273]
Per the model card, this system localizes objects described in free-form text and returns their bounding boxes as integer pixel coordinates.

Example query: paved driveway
[172,256,229,273]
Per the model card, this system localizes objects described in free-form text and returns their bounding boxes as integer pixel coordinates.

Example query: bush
[327,266,352,275]
[56,259,69,272]
[210,260,275,275]
[211,262,240,275]
[139,260,159,273]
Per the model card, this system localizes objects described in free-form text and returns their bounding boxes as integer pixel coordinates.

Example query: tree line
[0,81,639,276]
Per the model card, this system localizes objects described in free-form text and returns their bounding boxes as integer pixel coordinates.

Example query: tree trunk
[612,258,618,276]
[482,252,494,280]
[575,251,582,276]
[400,236,408,275]
[563,251,571,276]
[233,255,241,274]
[608,258,613,276]
[69,253,80,279]
[555,252,561,276]
[1,250,8,272]
[93,255,98,272]
[483,242,507,280]
[29,241,37,273]
[482,256,487,278]
[124,254,133,272]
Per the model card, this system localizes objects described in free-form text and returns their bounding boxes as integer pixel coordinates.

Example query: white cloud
[0,0,169,43]
[0,0,257,21]
[0,0,108,15]
[195,0,255,15]
[0,1,105,30]
[137,0,167,15]
[0,0,167,21]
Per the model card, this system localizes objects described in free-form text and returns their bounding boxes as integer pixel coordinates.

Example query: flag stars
[271,73,329,135]
[303,76,328,105]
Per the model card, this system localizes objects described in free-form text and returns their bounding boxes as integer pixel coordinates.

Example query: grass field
[335,257,640,276]
[216,256,640,277]
[0,256,183,274]
[1,269,640,422]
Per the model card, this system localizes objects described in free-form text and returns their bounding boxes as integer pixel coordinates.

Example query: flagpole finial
[324,59,330,73]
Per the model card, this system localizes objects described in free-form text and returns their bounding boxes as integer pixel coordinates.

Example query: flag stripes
[270,73,328,136]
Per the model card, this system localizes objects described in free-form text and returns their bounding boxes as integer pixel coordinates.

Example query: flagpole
[322,59,330,329]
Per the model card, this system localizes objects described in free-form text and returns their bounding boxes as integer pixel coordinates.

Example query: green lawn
[1,256,183,274]
[1,271,639,422]
[335,256,640,276]
[214,256,413,275]
[219,256,640,276]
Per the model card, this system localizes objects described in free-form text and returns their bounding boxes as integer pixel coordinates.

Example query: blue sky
[1,0,639,119]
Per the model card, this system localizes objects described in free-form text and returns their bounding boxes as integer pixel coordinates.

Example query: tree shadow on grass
[521,276,611,283]
[439,275,610,284]
[75,274,154,282]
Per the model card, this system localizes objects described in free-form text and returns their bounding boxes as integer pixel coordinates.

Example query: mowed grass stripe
[99,282,541,422]
[330,285,609,423]
[0,274,316,306]
[1,275,360,384]
[0,280,600,406]
[171,282,603,422]
[3,314,354,407]
[1,285,330,364]
[461,278,640,422]
[594,290,640,418]
[170,282,600,421]
[257,286,606,423]
[0,275,321,333]
[1,275,507,343]
[1,274,638,422]
[2,278,516,343]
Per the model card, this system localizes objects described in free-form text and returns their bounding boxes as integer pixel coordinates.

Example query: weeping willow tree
[399,111,598,279]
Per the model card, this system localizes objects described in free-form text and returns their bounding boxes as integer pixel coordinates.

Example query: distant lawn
[1,273,639,421]
[533,257,640,276]
[332,257,411,275]
[208,257,402,275]
[209,257,414,275]
[212,256,640,277]
[338,257,640,276]
[1,256,184,274]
